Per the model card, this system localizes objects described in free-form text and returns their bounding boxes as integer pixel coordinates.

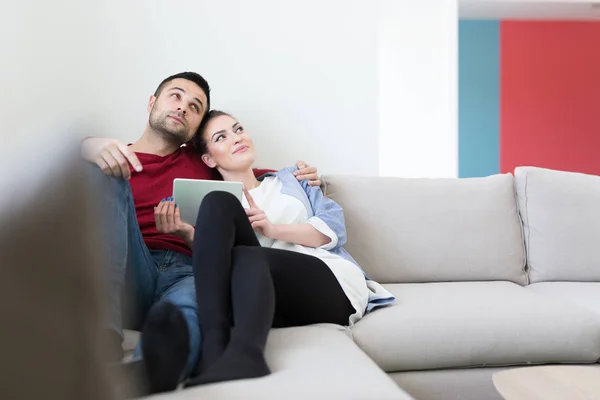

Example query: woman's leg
[187,247,354,387]
[191,191,262,374]
[264,248,355,327]
[187,245,275,386]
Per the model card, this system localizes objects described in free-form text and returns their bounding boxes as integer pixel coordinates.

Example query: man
[81,72,321,395]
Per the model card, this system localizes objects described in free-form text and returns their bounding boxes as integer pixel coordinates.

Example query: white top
[242,176,370,325]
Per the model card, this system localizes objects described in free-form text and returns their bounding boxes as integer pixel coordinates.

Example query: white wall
[2,0,459,178]
[379,0,459,178]
[0,0,98,147]
[80,0,380,176]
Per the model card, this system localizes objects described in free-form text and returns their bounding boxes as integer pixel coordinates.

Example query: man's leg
[158,276,200,376]
[87,164,158,361]
[137,268,200,394]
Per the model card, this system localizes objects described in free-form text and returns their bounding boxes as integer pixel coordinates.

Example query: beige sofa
[324,166,600,399]
[9,146,599,399]
[135,166,600,399]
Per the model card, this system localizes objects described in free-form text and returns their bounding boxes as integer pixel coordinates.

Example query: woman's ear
[202,153,217,168]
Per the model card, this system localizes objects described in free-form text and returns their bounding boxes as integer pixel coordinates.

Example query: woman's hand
[243,187,279,239]
[154,197,195,247]
[243,187,331,248]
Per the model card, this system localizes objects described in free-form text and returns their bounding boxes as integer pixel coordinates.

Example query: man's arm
[294,161,321,187]
[81,137,143,180]
[253,161,321,186]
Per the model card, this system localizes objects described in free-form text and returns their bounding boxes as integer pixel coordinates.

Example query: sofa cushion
[322,174,527,284]
[351,282,600,372]
[146,324,413,399]
[514,166,600,283]
[123,329,141,354]
[527,282,600,315]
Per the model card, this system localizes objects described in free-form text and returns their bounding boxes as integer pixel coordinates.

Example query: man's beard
[148,109,190,145]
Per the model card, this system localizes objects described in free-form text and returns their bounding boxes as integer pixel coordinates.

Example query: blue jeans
[90,165,200,379]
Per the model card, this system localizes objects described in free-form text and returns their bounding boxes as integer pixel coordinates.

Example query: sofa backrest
[322,174,527,284]
[514,166,600,283]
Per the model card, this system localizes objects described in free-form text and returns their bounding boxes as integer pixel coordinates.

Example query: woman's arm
[269,223,331,248]
[244,187,331,248]
[295,172,347,250]
[244,175,346,249]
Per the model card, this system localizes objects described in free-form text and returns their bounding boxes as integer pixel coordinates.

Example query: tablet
[173,178,243,225]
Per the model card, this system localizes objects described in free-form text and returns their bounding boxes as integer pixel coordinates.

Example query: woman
[141,110,394,392]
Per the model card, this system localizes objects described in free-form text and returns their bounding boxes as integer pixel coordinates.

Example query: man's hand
[81,137,143,180]
[154,197,195,247]
[293,161,321,187]
[244,187,279,239]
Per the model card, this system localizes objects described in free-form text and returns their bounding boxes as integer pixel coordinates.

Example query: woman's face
[201,115,256,172]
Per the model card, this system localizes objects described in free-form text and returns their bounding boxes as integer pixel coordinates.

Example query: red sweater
[129,146,271,257]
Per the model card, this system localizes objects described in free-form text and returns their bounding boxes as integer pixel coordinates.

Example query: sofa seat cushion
[140,324,412,399]
[351,282,600,372]
[527,282,600,315]
[123,329,140,355]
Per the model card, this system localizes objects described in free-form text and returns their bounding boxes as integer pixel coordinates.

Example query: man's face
[147,78,208,144]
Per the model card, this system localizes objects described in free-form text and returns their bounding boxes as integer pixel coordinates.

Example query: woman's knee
[202,190,240,206]
[231,246,271,274]
[197,191,242,218]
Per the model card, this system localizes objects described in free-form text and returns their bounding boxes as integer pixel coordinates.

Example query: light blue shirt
[259,166,395,312]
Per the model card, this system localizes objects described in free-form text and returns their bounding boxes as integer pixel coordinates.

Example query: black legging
[189,190,354,380]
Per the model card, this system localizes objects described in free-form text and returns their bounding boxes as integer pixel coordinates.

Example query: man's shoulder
[178,146,210,166]
[253,167,277,179]
[179,145,201,159]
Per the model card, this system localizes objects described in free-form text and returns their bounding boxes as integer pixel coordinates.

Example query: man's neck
[219,168,260,189]
[129,127,181,156]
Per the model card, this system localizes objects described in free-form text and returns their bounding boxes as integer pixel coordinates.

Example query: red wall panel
[501,21,600,175]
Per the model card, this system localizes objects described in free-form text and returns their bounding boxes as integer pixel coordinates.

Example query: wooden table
[493,365,600,400]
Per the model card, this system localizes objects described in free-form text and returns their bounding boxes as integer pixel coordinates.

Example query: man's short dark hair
[154,72,211,112]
